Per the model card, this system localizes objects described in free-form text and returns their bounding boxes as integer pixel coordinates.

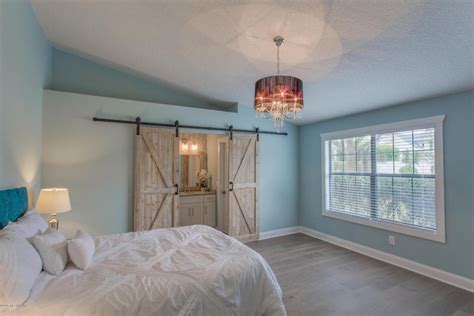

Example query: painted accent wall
[42,90,298,238]
[298,90,474,278]
[51,48,237,112]
[0,0,51,201]
[4,0,471,282]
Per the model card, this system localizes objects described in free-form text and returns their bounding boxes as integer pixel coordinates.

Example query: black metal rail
[92,117,288,137]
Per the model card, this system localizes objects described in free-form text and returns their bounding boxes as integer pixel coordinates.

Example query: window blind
[325,128,437,231]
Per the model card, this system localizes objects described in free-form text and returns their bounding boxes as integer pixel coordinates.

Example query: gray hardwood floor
[247,233,473,316]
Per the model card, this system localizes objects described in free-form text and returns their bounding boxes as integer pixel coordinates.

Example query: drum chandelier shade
[254,36,304,131]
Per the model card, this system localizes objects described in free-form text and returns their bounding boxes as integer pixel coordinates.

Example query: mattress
[16,225,286,316]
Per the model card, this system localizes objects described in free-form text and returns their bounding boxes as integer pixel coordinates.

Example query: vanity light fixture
[180,139,189,154]
[181,142,189,152]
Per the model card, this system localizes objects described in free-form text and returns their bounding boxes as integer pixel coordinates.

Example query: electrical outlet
[389,235,396,245]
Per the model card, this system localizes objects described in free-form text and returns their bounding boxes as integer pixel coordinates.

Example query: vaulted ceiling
[32,0,473,124]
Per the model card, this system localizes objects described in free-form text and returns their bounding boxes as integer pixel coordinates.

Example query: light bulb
[181,142,188,152]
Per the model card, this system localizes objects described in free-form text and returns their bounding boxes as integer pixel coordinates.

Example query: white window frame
[321,115,446,242]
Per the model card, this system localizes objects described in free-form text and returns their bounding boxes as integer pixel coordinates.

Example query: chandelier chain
[277,44,280,75]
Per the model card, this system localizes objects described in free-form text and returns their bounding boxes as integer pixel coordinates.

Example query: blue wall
[51,48,237,112]
[42,90,298,238]
[299,91,474,278]
[0,0,51,202]
[3,0,471,281]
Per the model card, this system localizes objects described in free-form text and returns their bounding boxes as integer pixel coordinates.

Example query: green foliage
[377,144,399,162]
[399,165,415,174]
[328,134,436,229]
[334,153,344,162]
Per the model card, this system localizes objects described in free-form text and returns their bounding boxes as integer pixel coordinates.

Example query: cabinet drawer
[203,195,216,202]
[180,195,203,204]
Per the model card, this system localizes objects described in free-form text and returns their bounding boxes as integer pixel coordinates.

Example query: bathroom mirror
[180,133,208,190]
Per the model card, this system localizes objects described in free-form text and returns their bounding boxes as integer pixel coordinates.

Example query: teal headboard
[0,187,28,229]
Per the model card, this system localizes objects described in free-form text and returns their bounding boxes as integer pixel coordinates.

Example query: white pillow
[0,233,42,306]
[32,228,68,275]
[2,209,48,240]
[68,230,95,270]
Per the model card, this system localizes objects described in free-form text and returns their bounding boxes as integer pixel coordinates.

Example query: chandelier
[254,36,304,132]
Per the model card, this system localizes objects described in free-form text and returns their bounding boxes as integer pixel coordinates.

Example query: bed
[1,188,286,316]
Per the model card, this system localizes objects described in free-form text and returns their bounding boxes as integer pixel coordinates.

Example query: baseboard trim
[258,226,473,292]
[259,226,302,240]
[299,226,474,293]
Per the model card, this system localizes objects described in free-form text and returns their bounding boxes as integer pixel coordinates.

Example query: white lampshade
[36,188,72,214]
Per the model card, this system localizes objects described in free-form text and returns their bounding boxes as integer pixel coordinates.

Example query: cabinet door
[204,202,216,227]
[179,205,192,226]
[190,205,204,225]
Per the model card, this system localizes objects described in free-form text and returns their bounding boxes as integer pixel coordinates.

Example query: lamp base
[49,213,59,229]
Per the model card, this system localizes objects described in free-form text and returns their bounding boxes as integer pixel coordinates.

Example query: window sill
[322,209,446,243]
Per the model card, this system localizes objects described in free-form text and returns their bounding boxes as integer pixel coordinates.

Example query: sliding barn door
[228,134,259,242]
[134,127,179,231]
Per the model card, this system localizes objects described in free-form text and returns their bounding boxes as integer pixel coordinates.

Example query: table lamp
[35,188,72,229]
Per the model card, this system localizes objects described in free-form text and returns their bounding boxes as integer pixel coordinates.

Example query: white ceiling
[32,0,473,125]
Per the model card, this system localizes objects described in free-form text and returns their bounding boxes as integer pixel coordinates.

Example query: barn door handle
[175,184,179,195]
[229,181,234,192]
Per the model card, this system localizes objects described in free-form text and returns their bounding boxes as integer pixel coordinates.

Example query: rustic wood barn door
[228,134,259,242]
[134,127,179,231]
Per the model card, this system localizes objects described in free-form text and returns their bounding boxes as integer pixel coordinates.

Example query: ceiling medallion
[254,36,304,132]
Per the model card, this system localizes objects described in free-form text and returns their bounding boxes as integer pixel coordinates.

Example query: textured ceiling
[32,0,473,124]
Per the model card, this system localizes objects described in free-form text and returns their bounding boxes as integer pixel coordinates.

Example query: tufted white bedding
[17,225,286,316]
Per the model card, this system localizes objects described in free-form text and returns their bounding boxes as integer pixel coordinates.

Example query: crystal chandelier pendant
[272,113,284,132]
[254,36,304,131]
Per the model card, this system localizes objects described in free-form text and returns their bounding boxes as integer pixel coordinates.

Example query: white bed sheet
[15,225,286,316]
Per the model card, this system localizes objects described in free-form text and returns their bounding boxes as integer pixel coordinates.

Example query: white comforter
[18,225,286,316]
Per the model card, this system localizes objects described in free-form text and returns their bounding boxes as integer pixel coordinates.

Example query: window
[321,116,445,242]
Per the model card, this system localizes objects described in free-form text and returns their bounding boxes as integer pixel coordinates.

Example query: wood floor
[247,233,473,316]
